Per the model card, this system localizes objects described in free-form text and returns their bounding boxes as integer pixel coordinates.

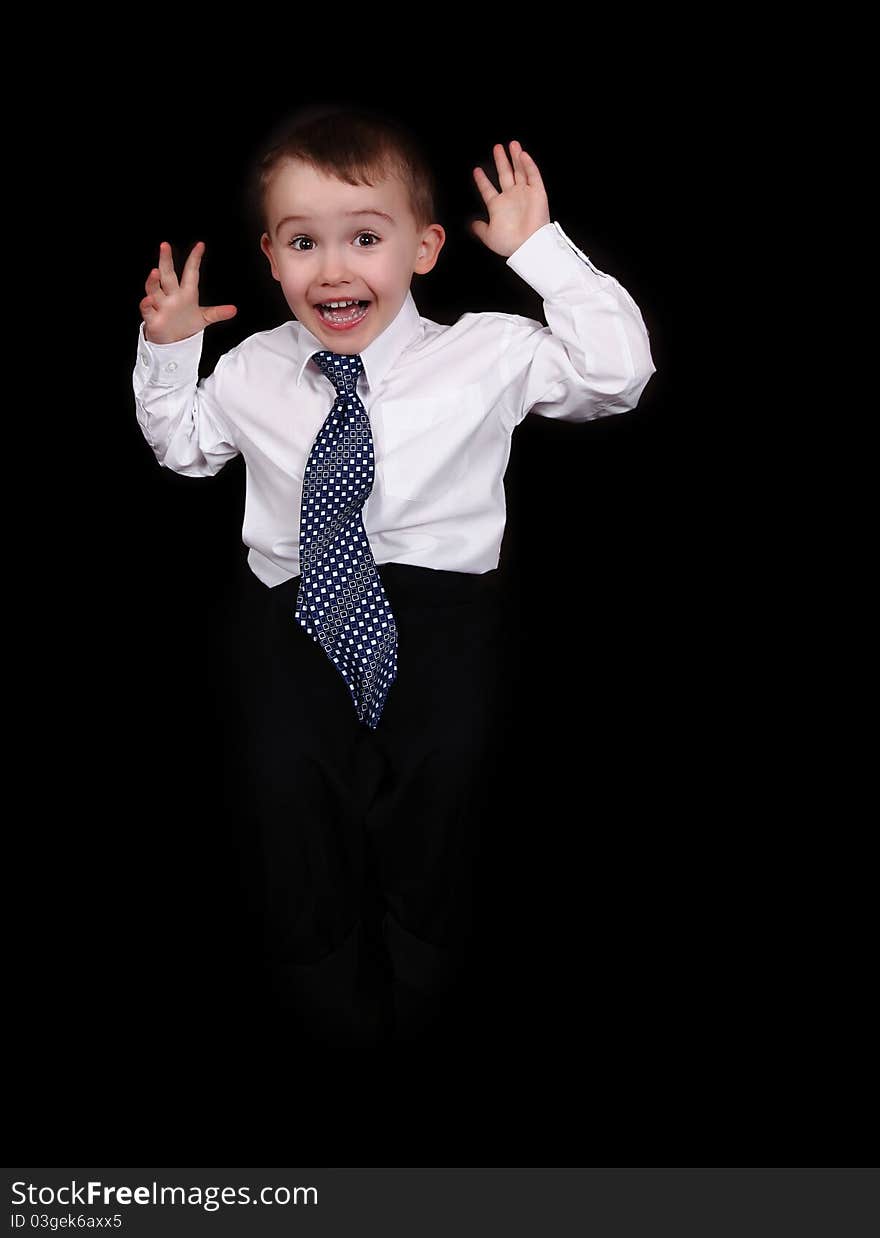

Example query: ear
[414,224,446,276]
[260,233,280,282]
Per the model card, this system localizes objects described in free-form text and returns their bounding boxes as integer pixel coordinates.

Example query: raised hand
[139,241,238,344]
[470,140,551,258]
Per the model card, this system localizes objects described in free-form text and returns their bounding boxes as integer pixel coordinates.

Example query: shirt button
[165,361,178,372]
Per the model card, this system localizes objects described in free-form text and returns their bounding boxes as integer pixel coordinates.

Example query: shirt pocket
[378,386,480,503]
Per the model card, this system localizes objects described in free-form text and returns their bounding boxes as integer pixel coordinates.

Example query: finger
[202,304,238,325]
[145,268,166,298]
[493,142,516,192]
[181,240,205,292]
[508,139,527,182]
[518,148,545,191]
[472,164,499,206]
[157,241,180,294]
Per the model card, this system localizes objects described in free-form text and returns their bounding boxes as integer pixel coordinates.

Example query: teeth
[320,299,361,308]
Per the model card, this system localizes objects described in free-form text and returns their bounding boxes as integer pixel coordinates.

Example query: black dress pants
[225,552,508,1043]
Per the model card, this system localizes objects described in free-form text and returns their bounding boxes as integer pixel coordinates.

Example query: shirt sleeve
[499,220,657,427]
[131,321,241,477]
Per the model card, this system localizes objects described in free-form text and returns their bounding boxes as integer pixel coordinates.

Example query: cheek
[280,274,307,299]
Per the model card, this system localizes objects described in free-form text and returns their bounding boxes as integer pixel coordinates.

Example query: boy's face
[260,158,445,354]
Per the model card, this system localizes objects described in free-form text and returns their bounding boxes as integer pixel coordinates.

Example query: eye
[287,231,380,251]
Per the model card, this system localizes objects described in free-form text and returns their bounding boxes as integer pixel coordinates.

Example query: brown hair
[246,103,439,238]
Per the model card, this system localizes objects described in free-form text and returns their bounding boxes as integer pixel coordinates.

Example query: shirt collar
[293,290,422,394]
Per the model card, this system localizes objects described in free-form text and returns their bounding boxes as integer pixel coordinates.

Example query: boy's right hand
[139,241,238,344]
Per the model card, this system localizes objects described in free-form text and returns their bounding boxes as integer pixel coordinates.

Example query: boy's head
[250,105,445,354]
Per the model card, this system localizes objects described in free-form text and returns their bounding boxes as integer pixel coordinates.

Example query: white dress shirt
[132,220,656,585]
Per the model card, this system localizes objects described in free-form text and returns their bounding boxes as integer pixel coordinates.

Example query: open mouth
[315,300,371,327]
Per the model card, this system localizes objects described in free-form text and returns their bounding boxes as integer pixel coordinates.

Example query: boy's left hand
[470,140,551,258]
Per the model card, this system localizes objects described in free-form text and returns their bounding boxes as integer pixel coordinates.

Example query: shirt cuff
[135,320,204,386]
[505,220,611,300]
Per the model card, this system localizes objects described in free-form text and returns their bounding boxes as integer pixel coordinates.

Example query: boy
[132,108,656,1047]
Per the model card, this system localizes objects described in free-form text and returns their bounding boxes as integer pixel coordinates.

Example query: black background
[11,35,871,1172]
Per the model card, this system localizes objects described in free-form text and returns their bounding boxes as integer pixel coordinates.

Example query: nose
[317,246,354,287]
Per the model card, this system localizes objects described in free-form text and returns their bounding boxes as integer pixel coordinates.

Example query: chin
[317,318,379,349]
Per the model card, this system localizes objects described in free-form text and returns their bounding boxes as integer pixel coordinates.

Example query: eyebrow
[275,209,395,237]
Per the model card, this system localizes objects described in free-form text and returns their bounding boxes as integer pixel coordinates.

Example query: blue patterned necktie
[294,350,398,730]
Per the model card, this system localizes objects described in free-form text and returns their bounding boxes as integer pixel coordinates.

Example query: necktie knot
[311,350,364,396]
